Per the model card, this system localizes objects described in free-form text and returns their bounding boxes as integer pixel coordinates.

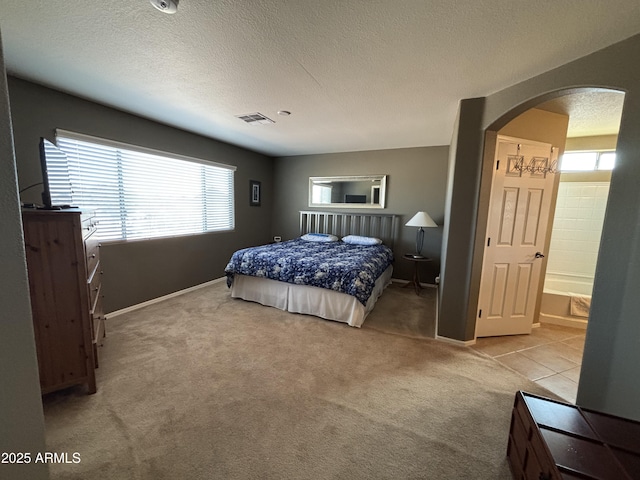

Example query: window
[597,152,616,170]
[51,130,235,241]
[560,152,597,171]
[560,151,616,172]
[311,184,332,204]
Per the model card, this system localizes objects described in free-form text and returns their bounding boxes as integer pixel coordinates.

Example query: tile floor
[471,323,586,403]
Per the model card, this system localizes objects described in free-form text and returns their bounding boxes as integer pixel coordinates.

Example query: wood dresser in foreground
[508,391,640,479]
[22,209,104,395]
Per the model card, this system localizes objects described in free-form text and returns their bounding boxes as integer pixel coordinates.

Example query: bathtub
[543,273,593,296]
[539,272,593,329]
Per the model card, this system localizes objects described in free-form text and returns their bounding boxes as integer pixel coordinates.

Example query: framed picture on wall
[250,180,261,206]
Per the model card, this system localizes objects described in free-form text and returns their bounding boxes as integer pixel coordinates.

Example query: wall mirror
[309,175,387,209]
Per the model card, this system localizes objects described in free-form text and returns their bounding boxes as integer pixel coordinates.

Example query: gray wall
[441,33,640,420]
[272,147,449,282]
[9,77,274,313]
[439,97,486,339]
[0,36,49,480]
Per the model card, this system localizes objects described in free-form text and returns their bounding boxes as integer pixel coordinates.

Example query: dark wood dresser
[508,391,640,479]
[22,209,103,394]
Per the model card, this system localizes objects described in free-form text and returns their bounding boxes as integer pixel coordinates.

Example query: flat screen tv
[344,194,366,203]
[38,138,72,209]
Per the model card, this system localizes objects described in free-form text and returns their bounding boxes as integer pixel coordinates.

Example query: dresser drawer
[529,428,561,480]
[90,289,105,368]
[85,231,100,277]
[91,292,105,346]
[81,210,98,236]
[523,445,547,480]
[509,408,528,466]
[88,261,102,310]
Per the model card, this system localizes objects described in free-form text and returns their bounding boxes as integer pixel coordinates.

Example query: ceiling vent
[236,113,275,126]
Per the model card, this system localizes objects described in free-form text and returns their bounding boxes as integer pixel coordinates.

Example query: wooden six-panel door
[476,137,557,337]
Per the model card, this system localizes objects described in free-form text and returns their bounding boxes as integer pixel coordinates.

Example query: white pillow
[342,235,383,246]
[300,233,339,242]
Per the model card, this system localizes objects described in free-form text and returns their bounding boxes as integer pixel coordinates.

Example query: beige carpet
[363,282,437,339]
[43,280,553,479]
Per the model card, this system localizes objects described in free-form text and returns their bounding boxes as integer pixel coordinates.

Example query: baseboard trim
[435,335,476,347]
[106,277,226,319]
[539,313,588,330]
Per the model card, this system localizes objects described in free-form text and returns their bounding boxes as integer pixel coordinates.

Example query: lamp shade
[405,211,437,228]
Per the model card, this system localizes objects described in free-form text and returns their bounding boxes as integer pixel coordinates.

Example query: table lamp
[405,211,437,258]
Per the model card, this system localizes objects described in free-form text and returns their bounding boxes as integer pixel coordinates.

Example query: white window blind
[52,130,235,241]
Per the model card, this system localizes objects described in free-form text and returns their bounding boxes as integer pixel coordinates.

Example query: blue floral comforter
[225,239,394,305]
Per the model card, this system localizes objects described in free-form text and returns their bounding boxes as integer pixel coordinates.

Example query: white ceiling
[1,1,639,157]
[537,91,626,138]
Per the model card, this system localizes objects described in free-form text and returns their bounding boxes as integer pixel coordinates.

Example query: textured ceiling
[537,91,625,138]
[1,1,639,156]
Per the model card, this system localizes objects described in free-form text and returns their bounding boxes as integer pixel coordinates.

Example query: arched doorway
[478,89,625,336]
[439,34,640,419]
[471,89,624,402]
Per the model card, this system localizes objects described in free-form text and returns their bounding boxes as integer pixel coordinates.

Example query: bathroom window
[597,152,616,170]
[560,151,616,171]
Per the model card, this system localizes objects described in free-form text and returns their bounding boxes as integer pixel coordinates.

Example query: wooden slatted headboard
[299,210,399,248]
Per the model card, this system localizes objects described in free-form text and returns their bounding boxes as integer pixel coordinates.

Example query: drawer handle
[91,254,96,258]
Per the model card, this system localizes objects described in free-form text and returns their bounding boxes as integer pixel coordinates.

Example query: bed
[225,211,399,327]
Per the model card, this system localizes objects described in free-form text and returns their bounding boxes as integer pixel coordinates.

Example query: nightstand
[402,254,432,295]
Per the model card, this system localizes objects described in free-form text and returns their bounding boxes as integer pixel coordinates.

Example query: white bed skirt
[230,266,393,327]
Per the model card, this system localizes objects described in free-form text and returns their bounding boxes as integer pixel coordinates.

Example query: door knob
[535,252,545,258]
